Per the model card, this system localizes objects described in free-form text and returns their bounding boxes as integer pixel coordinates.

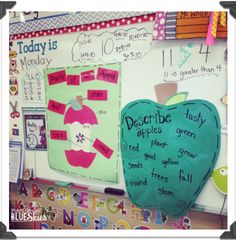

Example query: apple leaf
[165,92,188,106]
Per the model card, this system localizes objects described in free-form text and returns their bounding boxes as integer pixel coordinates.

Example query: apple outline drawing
[120,99,221,217]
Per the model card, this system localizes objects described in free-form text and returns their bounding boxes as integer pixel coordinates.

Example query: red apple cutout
[64,96,98,168]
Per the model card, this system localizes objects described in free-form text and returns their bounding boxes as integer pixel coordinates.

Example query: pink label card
[81,70,95,82]
[67,75,80,85]
[48,100,66,115]
[93,138,113,159]
[96,68,119,84]
[87,90,108,101]
[50,130,68,140]
[48,70,67,85]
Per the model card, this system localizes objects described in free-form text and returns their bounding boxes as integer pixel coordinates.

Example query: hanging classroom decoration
[45,63,121,183]
[120,99,221,217]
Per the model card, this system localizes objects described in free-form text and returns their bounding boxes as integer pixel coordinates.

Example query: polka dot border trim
[9,13,156,41]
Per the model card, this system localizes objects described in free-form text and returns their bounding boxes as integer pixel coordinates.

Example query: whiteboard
[9,17,227,214]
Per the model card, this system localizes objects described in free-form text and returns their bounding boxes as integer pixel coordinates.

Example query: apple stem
[76,96,83,105]
[154,83,177,104]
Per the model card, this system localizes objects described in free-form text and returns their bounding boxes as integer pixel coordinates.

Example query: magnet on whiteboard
[12,124,19,136]
[22,168,32,180]
[221,95,227,105]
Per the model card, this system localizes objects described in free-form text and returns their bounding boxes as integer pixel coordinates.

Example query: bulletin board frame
[1,0,235,238]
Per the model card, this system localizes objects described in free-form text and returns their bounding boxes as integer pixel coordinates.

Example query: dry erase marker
[104,187,125,196]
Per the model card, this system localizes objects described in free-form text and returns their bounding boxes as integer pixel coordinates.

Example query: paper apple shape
[120,99,221,217]
[211,166,227,194]
[64,97,98,168]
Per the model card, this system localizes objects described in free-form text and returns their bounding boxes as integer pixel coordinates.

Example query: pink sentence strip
[81,70,95,82]
[87,90,108,101]
[67,75,80,85]
[47,70,67,85]
[48,99,66,115]
[93,138,113,159]
[96,68,119,84]
[50,130,68,140]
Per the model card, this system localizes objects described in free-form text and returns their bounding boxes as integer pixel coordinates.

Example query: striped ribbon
[206,12,227,45]
[220,12,227,27]
[211,12,219,38]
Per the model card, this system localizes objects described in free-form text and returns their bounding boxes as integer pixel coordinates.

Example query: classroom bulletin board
[9,11,228,229]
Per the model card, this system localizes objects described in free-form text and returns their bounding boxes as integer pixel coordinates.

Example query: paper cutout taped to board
[45,63,121,183]
[48,70,67,85]
[81,70,95,82]
[67,75,80,85]
[87,90,108,101]
[97,68,119,84]
[48,100,66,115]
[154,83,177,104]
[165,92,188,106]
[50,130,68,140]
[120,99,221,217]
[64,102,98,125]
[65,149,96,168]
[211,166,227,194]
[93,138,113,159]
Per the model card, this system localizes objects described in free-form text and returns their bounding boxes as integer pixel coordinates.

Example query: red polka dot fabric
[10,13,156,41]
[153,12,167,40]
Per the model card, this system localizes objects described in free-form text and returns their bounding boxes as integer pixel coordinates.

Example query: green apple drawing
[120,99,221,217]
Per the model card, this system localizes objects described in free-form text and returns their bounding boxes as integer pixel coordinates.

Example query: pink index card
[81,70,95,82]
[87,90,108,101]
[96,68,119,84]
[93,138,113,159]
[67,75,80,85]
[50,130,68,140]
[48,70,67,85]
[48,100,66,115]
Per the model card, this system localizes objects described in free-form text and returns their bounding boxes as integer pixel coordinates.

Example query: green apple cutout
[211,166,227,194]
[121,99,221,217]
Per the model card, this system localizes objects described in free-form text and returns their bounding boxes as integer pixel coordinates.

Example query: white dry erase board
[9,12,227,214]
